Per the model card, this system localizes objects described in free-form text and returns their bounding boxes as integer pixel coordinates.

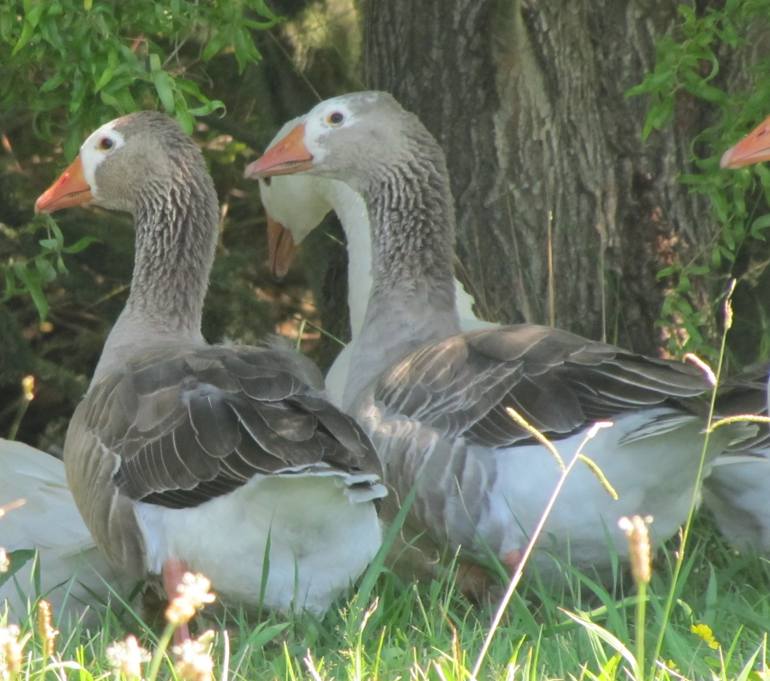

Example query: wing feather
[74,344,380,511]
[374,324,710,448]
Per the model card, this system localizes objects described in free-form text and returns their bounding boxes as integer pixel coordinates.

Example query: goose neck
[95,172,218,383]
[341,153,460,407]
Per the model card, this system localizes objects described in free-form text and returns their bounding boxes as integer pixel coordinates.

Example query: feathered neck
[93,163,219,384]
[342,140,460,407]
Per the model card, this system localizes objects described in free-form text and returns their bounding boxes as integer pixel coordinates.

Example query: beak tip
[720,147,735,169]
[243,162,260,180]
[34,196,47,215]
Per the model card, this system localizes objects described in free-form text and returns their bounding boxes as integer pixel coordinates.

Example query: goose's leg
[455,561,496,600]
[502,549,524,573]
[163,557,191,644]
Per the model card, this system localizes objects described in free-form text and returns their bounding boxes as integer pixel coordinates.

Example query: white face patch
[79,120,126,198]
[303,98,358,165]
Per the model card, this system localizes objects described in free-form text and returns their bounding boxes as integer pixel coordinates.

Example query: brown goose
[34,111,385,623]
[246,92,752,578]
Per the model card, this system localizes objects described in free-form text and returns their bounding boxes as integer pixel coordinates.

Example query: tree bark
[362,0,719,355]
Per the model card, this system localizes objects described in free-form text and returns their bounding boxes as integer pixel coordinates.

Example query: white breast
[134,471,382,614]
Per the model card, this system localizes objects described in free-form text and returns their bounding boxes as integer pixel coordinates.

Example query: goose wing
[71,344,381,510]
[374,324,710,447]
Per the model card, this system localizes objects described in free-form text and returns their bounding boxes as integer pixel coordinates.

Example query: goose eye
[98,137,114,151]
[326,111,344,126]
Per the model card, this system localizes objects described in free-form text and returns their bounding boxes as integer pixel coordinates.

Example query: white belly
[488,409,734,571]
[704,454,770,552]
[135,473,382,614]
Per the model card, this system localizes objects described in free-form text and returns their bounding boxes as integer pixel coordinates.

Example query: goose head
[35,111,207,217]
[721,115,770,169]
[245,92,429,193]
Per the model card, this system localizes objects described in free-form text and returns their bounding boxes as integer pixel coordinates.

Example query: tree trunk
[362,0,718,355]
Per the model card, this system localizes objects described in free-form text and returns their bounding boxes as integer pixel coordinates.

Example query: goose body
[246,92,751,577]
[35,112,385,616]
[0,439,123,622]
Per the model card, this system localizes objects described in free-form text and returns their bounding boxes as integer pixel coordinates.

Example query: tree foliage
[629,0,770,362]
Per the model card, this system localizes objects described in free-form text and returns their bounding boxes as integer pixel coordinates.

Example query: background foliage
[629,0,770,363]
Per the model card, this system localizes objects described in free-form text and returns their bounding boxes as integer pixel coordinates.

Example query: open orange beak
[266,214,298,279]
[244,124,313,179]
[35,156,93,214]
[721,115,770,169]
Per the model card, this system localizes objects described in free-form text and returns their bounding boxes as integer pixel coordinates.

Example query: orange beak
[244,124,313,179]
[266,214,298,279]
[721,115,770,169]
[35,156,93,213]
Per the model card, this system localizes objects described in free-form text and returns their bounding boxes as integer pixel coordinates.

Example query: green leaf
[12,3,45,55]
[642,97,674,140]
[13,262,49,320]
[34,256,57,283]
[149,52,162,72]
[750,214,770,238]
[175,106,194,135]
[62,235,98,254]
[3,266,17,299]
[152,70,176,113]
[625,70,673,98]
[187,99,226,117]
[201,32,226,62]
[49,220,65,248]
[40,71,66,93]
[94,59,117,92]
[0,549,36,587]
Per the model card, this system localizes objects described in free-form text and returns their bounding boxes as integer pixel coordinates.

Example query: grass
[1,515,769,680]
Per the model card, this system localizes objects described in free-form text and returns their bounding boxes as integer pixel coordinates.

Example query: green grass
[2,521,769,680]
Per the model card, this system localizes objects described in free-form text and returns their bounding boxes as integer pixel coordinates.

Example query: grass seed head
[618,515,653,585]
[21,375,35,402]
[0,549,8,573]
[166,572,215,625]
[0,624,24,679]
[106,634,151,680]
[36,600,58,658]
[173,630,215,681]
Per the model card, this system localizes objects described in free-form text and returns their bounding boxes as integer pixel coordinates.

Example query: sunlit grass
[1,528,769,680]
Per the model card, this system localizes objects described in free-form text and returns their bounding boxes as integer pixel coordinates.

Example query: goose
[0,438,125,623]
[261,107,770,562]
[258,119,494,406]
[245,92,753,578]
[33,111,386,626]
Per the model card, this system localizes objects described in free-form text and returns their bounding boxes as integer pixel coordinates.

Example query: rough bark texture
[362,0,720,354]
